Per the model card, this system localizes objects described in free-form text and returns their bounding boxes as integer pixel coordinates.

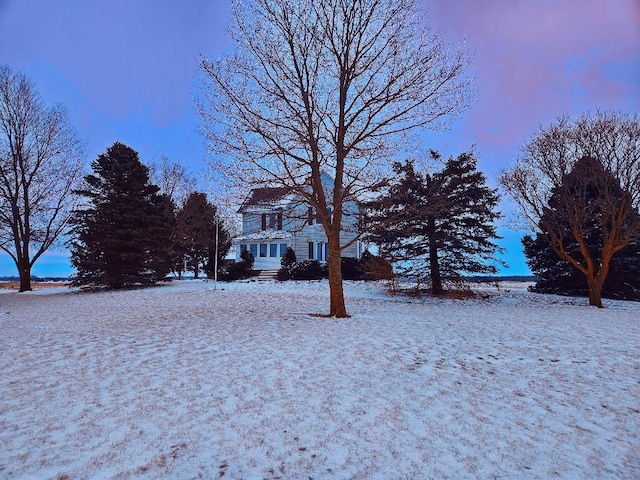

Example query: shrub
[291,259,325,280]
[359,250,394,280]
[218,261,246,281]
[281,247,297,271]
[277,269,291,281]
[278,247,297,280]
[218,251,255,281]
[240,249,255,269]
[341,257,364,280]
[276,249,393,282]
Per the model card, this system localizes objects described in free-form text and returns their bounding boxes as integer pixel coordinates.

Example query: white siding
[242,213,262,235]
[234,177,363,266]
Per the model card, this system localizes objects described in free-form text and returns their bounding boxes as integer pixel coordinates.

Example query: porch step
[257,269,280,281]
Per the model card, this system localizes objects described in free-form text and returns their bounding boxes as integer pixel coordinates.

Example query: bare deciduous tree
[198,0,473,316]
[148,155,197,207]
[0,65,84,291]
[500,111,640,307]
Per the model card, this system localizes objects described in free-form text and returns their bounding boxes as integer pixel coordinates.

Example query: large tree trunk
[585,275,604,308]
[586,257,612,308]
[327,229,348,318]
[18,258,32,292]
[549,235,610,308]
[427,216,443,295]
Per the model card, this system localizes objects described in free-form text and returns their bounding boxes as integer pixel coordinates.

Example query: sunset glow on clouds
[0,0,637,276]
[429,0,638,150]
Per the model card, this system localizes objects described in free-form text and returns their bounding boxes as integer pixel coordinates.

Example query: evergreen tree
[69,142,172,288]
[523,233,585,296]
[366,151,502,294]
[172,192,230,279]
[523,157,640,301]
[524,233,640,300]
[151,193,178,279]
[500,112,640,307]
[278,246,297,280]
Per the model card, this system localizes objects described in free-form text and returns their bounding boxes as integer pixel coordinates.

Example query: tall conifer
[524,156,640,301]
[366,151,502,293]
[69,142,172,288]
[172,192,230,279]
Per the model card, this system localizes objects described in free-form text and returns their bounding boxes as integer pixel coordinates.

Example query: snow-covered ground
[0,279,638,479]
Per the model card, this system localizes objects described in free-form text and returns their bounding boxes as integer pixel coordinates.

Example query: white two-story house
[233,174,362,270]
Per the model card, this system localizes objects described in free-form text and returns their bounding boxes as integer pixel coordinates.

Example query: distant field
[0,281,70,290]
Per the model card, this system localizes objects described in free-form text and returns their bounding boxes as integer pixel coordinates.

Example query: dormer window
[261,212,283,230]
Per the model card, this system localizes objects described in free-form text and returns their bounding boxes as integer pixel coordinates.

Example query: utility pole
[214,217,219,291]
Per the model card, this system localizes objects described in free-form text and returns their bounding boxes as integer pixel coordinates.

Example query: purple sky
[0,0,638,277]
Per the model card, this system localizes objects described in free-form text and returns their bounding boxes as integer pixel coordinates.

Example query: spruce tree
[69,142,172,288]
[523,157,640,301]
[366,151,502,294]
[524,233,640,300]
[172,192,230,279]
[275,247,297,281]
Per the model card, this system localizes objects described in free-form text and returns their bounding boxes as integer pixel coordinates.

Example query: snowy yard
[0,279,638,479]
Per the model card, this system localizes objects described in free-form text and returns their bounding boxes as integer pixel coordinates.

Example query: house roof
[237,172,343,213]
[238,187,292,213]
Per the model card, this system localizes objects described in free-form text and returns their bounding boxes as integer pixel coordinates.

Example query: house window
[307,207,314,226]
[279,243,288,256]
[249,243,258,257]
[259,243,267,257]
[262,213,281,230]
[269,244,278,257]
[316,242,328,262]
[307,242,328,261]
[240,244,247,253]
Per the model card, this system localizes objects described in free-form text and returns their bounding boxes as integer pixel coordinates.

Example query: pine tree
[172,192,230,279]
[280,247,297,274]
[366,151,502,294]
[500,112,640,307]
[523,233,585,296]
[69,142,172,288]
[150,193,177,280]
[524,157,640,302]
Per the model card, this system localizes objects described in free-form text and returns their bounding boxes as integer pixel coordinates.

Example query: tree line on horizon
[1,0,639,309]
[66,129,640,306]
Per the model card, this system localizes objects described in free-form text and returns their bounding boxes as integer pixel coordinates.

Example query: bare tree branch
[197,0,473,316]
[500,111,640,307]
[0,65,84,291]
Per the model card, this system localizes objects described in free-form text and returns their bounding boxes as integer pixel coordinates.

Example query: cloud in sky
[2,0,636,162]
[429,0,639,152]
[0,0,638,276]
[1,0,230,124]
